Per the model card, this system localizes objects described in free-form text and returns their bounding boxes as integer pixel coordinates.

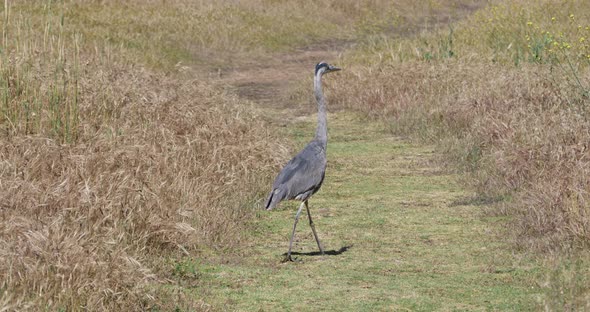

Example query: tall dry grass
[1,67,282,309]
[0,1,287,310]
[0,3,80,142]
[334,0,590,252]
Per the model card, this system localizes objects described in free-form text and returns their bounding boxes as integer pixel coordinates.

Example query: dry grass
[334,0,590,252]
[0,3,80,142]
[0,68,283,309]
[0,1,289,310]
[0,53,285,311]
[57,0,468,70]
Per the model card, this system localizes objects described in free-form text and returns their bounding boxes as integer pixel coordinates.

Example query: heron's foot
[281,254,302,263]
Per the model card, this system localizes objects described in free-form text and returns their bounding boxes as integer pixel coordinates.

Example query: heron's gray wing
[265,142,326,209]
[273,142,326,199]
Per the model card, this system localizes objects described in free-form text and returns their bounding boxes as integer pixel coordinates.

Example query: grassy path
[188,112,543,310]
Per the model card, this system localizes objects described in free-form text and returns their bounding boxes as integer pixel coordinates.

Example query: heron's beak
[328,66,341,72]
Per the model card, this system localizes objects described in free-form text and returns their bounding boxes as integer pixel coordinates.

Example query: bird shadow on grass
[283,245,353,257]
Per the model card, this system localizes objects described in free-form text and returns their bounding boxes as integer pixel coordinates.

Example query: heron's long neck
[314,73,327,146]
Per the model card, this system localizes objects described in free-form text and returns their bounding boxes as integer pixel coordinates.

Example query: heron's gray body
[264,140,326,210]
[264,61,340,261]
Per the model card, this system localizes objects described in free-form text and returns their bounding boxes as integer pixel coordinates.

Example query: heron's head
[315,61,341,76]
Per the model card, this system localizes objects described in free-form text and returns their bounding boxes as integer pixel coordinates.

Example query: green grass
[169,112,544,310]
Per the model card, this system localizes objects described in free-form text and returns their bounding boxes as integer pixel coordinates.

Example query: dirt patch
[207,40,350,111]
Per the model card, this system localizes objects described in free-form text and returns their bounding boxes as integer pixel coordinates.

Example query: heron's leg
[286,201,305,262]
[305,200,325,255]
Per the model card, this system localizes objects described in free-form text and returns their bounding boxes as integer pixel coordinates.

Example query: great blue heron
[265,61,340,262]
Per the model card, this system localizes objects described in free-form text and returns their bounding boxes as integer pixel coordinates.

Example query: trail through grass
[182,112,543,310]
[6,1,588,309]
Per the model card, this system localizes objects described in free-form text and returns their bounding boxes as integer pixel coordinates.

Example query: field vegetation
[0,0,296,309]
[0,0,483,309]
[335,0,590,252]
[328,1,590,307]
[2,0,590,309]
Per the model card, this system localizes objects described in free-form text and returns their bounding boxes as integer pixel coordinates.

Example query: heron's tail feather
[264,192,274,210]
[265,188,285,210]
